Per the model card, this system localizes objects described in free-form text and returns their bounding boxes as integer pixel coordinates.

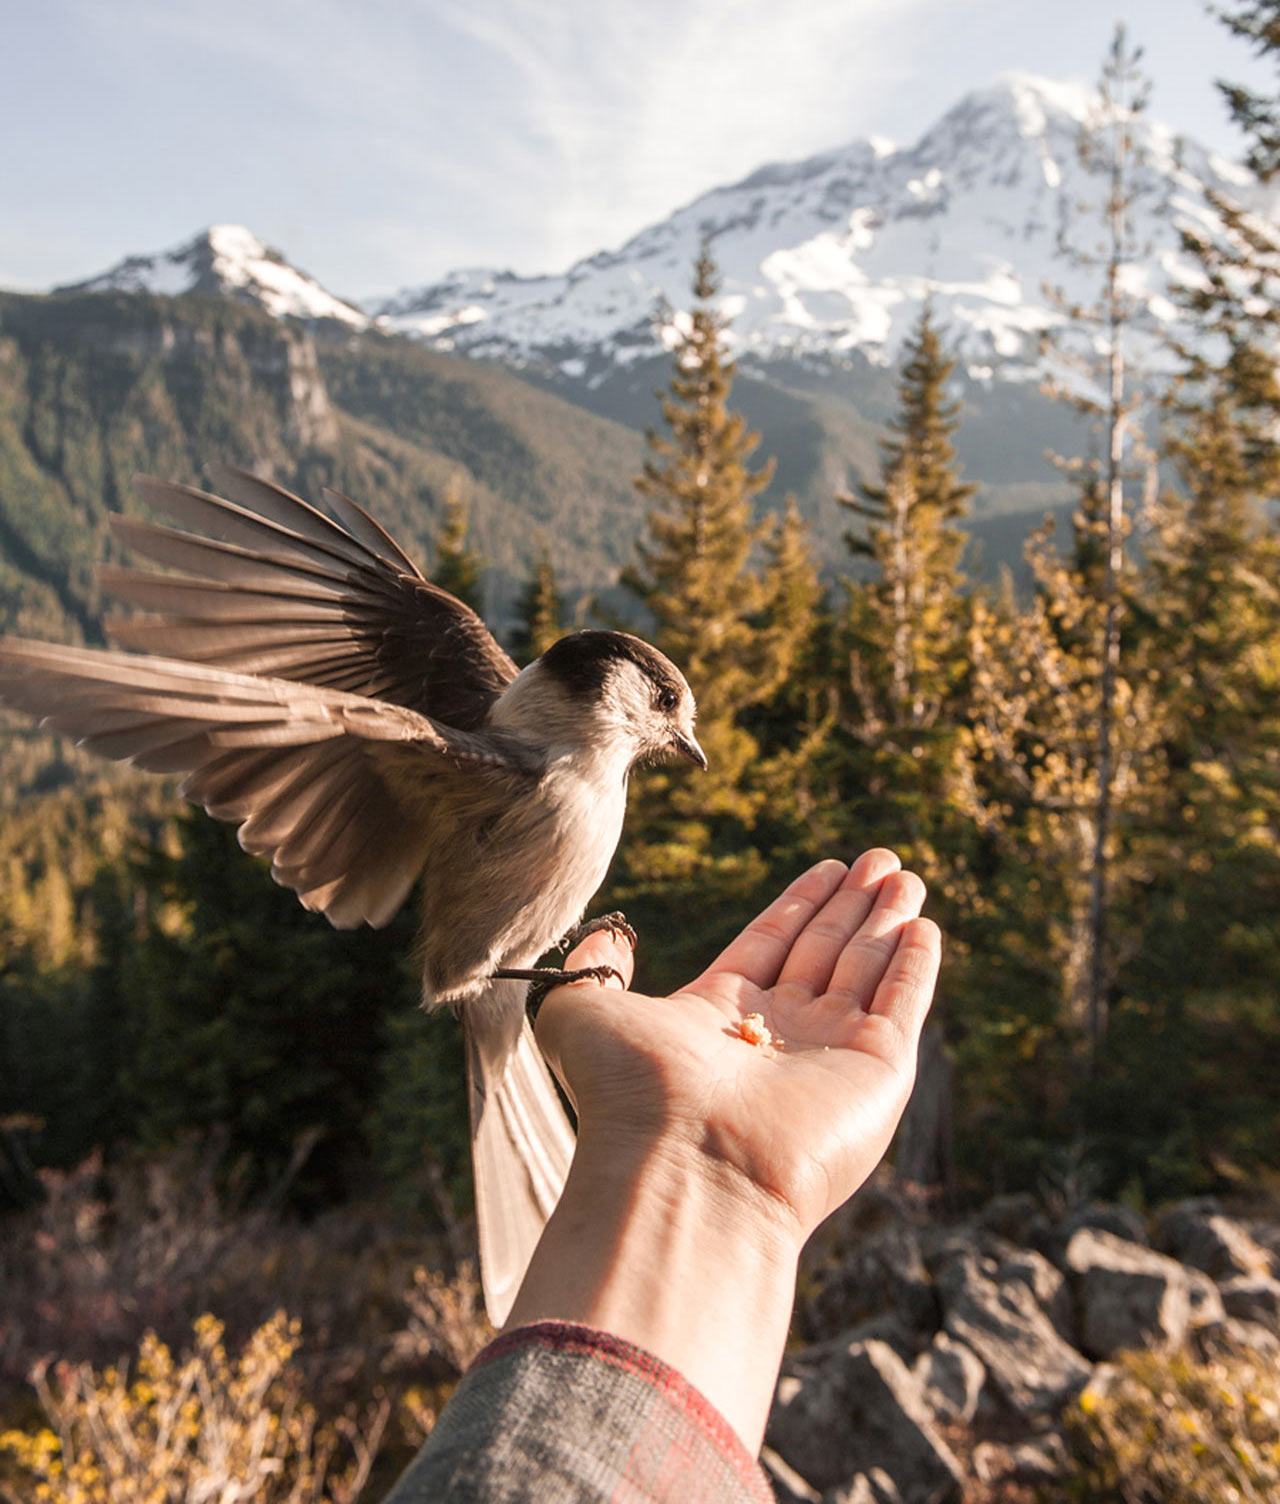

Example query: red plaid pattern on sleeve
[384,1320,777,1503]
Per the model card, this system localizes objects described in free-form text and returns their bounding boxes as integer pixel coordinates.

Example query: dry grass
[0,1145,493,1496]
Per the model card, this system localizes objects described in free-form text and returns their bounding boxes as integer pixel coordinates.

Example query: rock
[827,1472,903,1504]
[1008,1431,1070,1482]
[1155,1201,1273,1280]
[1058,1201,1148,1248]
[936,1249,1091,1416]
[1219,1274,1280,1332]
[760,1445,821,1503]
[1186,1267,1226,1327]
[768,1339,963,1503]
[972,1432,1068,1486]
[800,1227,939,1342]
[912,1331,985,1424]
[977,1192,1048,1246]
[996,1248,1075,1340]
[1065,1227,1192,1358]
[1193,1315,1280,1361]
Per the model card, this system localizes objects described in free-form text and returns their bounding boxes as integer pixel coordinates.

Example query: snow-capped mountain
[374,73,1263,383]
[61,224,370,328]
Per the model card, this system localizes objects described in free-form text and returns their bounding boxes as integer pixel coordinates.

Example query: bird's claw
[494,964,627,1013]
[558,911,638,954]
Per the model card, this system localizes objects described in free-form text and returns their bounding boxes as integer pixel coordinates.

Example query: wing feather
[0,635,539,929]
[106,470,517,726]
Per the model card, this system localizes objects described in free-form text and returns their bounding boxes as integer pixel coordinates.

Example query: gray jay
[0,466,705,1323]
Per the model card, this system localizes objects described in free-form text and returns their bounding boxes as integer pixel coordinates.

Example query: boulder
[1192,1315,1280,1361]
[1057,1200,1148,1248]
[829,1471,903,1504]
[1155,1201,1274,1280]
[1185,1268,1226,1329]
[912,1331,985,1424]
[1065,1227,1191,1358]
[799,1226,939,1342]
[759,1445,821,1503]
[996,1247,1075,1340]
[936,1249,1091,1416]
[973,1432,1068,1486]
[976,1192,1048,1247]
[767,1339,963,1503]
[1219,1274,1280,1332]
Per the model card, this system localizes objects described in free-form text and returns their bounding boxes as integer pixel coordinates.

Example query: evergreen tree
[835,303,975,852]
[1217,0,1280,180]
[746,497,833,855]
[431,479,485,614]
[509,549,565,666]
[621,242,775,841]
[610,243,788,983]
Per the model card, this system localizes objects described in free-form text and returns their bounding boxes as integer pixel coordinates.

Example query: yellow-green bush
[0,1311,387,1504]
[1054,1342,1280,1503]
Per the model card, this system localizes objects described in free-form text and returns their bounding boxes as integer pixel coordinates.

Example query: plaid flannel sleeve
[383,1320,777,1504]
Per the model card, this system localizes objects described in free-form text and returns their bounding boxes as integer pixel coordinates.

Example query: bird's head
[493,630,705,774]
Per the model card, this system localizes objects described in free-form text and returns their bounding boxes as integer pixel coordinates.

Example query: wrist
[506,1122,804,1452]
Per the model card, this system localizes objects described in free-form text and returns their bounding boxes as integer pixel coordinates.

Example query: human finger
[773,848,903,997]
[699,859,849,991]
[823,869,928,1007]
[868,916,941,1046]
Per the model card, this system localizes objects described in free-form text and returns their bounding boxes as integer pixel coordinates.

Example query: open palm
[536,849,941,1244]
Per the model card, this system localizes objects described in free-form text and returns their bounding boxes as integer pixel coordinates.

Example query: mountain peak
[61,224,369,328]
[372,70,1259,384]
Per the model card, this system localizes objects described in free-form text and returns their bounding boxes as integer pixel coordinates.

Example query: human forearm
[506,1126,803,1453]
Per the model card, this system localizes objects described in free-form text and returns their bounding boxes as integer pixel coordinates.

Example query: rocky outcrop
[767,1196,1280,1502]
[768,1339,964,1503]
[1064,1228,1193,1358]
[936,1245,1091,1415]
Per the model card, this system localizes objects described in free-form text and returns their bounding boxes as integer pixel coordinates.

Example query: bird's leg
[494,964,626,1014]
[494,913,636,1014]
[556,910,638,955]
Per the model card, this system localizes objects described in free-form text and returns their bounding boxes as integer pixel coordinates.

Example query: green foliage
[119,813,421,1207]
[508,548,565,666]
[430,481,485,614]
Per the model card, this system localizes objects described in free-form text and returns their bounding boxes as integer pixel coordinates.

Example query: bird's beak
[671,730,708,770]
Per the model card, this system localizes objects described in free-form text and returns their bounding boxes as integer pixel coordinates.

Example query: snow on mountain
[62,224,369,328]
[373,73,1267,384]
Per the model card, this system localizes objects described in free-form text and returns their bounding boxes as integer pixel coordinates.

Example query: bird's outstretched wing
[102,465,517,728]
[0,637,539,929]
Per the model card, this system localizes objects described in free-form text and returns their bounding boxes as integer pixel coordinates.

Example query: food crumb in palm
[738,1013,773,1049]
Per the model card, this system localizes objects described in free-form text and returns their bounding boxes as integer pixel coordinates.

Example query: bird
[0,464,705,1324]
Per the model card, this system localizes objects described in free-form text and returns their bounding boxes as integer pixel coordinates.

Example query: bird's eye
[657,687,678,712]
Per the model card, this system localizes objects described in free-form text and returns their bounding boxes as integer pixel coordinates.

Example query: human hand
[507,850,940,1450]
[537,848,940,1246]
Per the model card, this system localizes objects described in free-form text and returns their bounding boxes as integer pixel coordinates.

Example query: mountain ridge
[42,73,1267,395]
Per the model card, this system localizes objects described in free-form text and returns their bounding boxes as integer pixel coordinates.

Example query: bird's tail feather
[465,999,576,1326]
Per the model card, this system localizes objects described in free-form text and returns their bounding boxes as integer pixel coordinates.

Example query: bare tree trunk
[893,1023,955,1205]
[1085,86,1131,1066]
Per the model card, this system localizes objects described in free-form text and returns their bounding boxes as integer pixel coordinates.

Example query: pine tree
[746,497,834,854]
[431,479,485,615]
[610,243,787,982]
[509,549,565,666]
[621,241,775,836]
[834,303,976,866]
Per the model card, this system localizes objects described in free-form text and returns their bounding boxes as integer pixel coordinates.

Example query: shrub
[1054,1342,1280,1503]
[0,1312,388,1504]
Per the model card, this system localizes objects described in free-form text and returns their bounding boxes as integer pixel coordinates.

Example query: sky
[3,0,1274,302]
